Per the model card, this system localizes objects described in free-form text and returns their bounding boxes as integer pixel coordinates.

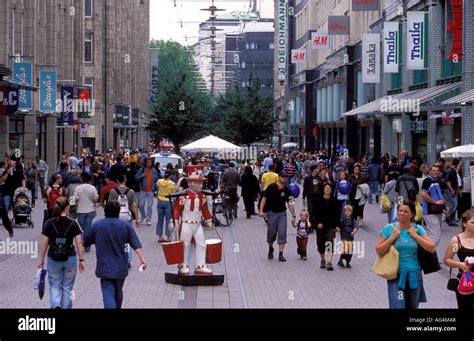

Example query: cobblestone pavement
[0,191,459,309]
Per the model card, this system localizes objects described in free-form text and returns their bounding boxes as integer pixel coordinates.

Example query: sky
[149,0,274,46]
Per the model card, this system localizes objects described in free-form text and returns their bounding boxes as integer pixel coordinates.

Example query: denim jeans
[156,200,172,237]
[387,271,426,309]
[100,278,126,309]
[77,211,95,252]
[368,181,380,204]
[138,192,154,222]
[445,190,458,224]
[3,195,11,212]
[47,256,77,309]
[387,202,397,224]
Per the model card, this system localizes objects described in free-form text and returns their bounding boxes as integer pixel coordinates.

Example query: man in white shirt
[73,172,98,252]
[35,155,49,199]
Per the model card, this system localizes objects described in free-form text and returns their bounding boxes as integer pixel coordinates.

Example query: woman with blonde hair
[38,197,84,309]
[444,210,474,309]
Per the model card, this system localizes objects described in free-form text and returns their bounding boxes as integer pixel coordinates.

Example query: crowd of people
[0,146,472,310]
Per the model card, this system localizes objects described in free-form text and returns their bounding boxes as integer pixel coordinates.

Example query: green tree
[148,40,212,152]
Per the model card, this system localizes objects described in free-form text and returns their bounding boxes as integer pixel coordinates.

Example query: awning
[342,82,462,117]
[441,88,474,105]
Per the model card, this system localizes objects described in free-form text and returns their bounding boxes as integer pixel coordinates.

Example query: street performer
[169,165,213,275]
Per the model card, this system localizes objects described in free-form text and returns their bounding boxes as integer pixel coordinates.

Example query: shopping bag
[372,245,399,280]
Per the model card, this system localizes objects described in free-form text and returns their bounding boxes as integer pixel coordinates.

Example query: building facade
[0,0,150,168]
[275,0,473,164]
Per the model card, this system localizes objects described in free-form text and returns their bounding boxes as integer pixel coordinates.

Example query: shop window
[84,0,93,18]
[84,32,93,63]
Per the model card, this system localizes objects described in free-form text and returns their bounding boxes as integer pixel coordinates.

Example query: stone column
[23,115,36,162]
[45,116,58,170]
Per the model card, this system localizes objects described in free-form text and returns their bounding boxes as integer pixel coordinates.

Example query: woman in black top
[313,183,341,271]
[349,164,367,225]
[239,165,261,218]
[444,210,474,310]
[38,197,84,309]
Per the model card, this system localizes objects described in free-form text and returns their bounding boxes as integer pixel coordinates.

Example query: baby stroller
[12,188,34,229]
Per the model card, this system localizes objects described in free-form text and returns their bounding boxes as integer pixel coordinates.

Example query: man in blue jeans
[84,200,147,309]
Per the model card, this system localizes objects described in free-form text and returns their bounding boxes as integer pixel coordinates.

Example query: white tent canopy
[282,142,298,149]
[181,135,241,153]
[440,144,474,158]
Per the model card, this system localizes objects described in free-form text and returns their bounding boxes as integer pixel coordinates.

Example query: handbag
[417,245,441,274]
[447,268,460,292]
[414,202,423,223]
[427,181,444,214]
[457,270,474,295]
[373,245,399,280]
[380,193,392,213]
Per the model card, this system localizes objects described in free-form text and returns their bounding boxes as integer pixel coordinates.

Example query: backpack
[400,177,417,202]
[48,186,64,210]
[50,220,74,261]
[114,187,131,221]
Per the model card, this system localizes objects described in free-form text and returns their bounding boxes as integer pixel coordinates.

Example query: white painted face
[189,181,203,192]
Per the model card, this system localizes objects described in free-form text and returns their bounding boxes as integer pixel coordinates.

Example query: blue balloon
[288,183,301,199]
[337,180,352,195]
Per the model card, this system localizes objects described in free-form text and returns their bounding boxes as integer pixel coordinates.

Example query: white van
[150,152,184,173]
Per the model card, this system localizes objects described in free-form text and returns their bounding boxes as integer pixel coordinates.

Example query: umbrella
[440,144,474,158]
[34,268,47,300]
[282,142,298,149]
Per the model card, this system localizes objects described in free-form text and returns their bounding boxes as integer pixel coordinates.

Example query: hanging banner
[407,11,426,70]
[447,0,463,62]
[12,62,33,110]
[352,0,379,11]
[150,48,159,105]
[277,0,287,81]
[311,32,330,50]
[383,22,399,73]
[39,71,57,113]
[362,33,380,83]
[328,16,350,35]
[60,86,74,126]
[291,49,307,64]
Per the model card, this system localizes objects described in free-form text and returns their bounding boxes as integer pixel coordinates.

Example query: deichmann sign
[383,22,399,73]
[362,33,380,83]
[447,0,462,62]
[407,11,426,70]
[311,32,330,50]
[328,16,350,35]
[291,49,307,64]
[150,48,159,105]
[12,62,33,110]
[277,0,287,81]
[39,71,57,113]
[352,0,379,11]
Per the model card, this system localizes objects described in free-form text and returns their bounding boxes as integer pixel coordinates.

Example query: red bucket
[162,241,184,265]
[205,239,222,264]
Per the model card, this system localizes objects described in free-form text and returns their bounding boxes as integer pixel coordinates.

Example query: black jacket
[239,173,260,198]
[312,196,340,230]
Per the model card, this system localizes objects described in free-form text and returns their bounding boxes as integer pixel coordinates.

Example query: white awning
[342,82,462,117]
[441,88,474,105]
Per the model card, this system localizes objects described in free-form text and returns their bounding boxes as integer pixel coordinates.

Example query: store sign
[150,48,159,105]
[12,62,32,110]
[277,0,287,81]
[447,0,462,62]
[311,32,330,50]
[39,71,57,113]
[407,11,426,70]
[87,125,96,138]
[328,16,350,35]
[291,49,307,64]
[60,86,74,126]
[0,86,18,116]
[80,123,89,138]
[352,0,379,11]
[362,33,380,83]
[383,22,399,73]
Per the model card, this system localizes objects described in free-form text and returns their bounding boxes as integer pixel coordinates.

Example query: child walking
[336,205,359,268]
[294,209,312,260]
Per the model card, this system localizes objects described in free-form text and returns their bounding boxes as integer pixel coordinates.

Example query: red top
[100,182,120,206]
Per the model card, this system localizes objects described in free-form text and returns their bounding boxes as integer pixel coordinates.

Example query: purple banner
[60,86,74,126]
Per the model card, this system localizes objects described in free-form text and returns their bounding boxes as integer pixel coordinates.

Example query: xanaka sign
[383,22,399,73]
[407,11,426,70]
[362,33,380,83]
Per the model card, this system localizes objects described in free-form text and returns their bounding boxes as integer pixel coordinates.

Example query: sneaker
[345,262,351,269]
[268,247,274,260]
[326,263,334,271]
[139,218,145,224]
[320,260,326,269]
[8,231,13,239]
[302,256,307,260]
[146,221,151,226]
[278,253,286,262]
[337,259,345,268]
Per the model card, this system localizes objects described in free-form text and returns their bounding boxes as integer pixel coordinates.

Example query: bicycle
[211,190,234,227]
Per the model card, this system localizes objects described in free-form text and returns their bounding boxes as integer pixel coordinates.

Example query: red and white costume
[172,165,213,275]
